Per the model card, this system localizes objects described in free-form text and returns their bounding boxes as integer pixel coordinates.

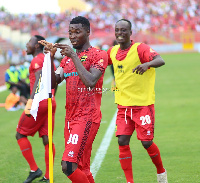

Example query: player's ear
[35,43,40,49]
[87,28,90,36]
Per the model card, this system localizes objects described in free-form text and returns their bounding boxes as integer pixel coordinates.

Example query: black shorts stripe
[77,121,92,163]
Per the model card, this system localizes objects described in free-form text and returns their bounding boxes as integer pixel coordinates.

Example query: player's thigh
[116,108,135,136]
[17,111,44,136]
[62,120,93,163]
[134,105,155,141]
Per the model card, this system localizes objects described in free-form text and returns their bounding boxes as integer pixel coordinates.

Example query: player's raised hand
[54,43,75,58]
[38,40,57,57]
[132,62,150,75]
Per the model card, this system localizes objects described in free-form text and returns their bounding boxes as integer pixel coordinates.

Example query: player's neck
[33,50,43,57]
[76,42,91,54]
[120,41,132,50]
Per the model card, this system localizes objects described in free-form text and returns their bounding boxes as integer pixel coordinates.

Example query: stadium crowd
[0,0,200,38]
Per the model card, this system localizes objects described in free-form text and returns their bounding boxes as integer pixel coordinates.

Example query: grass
[0,52,199,182]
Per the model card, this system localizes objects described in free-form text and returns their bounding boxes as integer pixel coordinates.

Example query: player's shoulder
[137,42,150,49]
[32,53,44,63]
[137,42,158,53]
[91,47,107,56]
[91,46,105,53]
[30,53,44,69]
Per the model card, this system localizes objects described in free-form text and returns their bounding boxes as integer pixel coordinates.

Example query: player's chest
[63,55,91,77]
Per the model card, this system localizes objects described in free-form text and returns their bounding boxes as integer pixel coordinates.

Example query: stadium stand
[0,37,15,52]
[0,0,199,44]
[0,0,200,88]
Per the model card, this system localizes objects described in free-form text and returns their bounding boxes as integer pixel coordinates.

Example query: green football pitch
[0,52,199,182]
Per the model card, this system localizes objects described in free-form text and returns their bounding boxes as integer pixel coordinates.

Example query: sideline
[91,110,117,179]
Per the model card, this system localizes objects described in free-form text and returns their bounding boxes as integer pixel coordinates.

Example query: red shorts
[116,104,155,141]
[16,99,56,137]
[62,118,100,174]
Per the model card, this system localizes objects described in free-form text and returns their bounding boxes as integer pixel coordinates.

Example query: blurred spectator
[6,49,13,62]
[5,86,26,111]
[5,63,29,100]
[18,62,30,94]
[0,0,200,46]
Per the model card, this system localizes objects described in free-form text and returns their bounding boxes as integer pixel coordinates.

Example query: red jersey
[60,46,108,123]
[29,53,56,96]
[29,53,45,94]
[107,41,159,65]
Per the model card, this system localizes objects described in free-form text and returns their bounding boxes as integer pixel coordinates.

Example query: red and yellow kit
[107,42,159,140]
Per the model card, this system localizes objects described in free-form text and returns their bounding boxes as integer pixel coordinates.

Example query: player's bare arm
[30,70,42,99]
[38,40,60,89]
[56,43,102,88]
[133,55,165,75]
[24,69,42,117]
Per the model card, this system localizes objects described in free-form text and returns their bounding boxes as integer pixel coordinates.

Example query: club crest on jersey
[34,63,40,69]
[81,55,87,62]
[118,65,124,73]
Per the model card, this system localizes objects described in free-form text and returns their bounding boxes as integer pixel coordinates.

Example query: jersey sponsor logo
[80,55,87,62]
[140,115,151,125]
[64,72,78,77]
[68,151,74,157]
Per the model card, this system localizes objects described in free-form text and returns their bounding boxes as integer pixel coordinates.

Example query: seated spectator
[5,86,27,111]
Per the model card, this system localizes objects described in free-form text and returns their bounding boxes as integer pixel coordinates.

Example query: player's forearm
[148,55,165,68]
[30,70,42,99]
[50,55,57,89]
[71,55,99,88]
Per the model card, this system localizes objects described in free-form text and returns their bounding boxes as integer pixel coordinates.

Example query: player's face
[115,21,132,44]
[26,36,37,55]
[68,24,89,50]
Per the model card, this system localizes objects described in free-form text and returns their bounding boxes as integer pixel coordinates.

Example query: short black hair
[70,16,90,31]
[116,19,132,30]
[34,35,45,50]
